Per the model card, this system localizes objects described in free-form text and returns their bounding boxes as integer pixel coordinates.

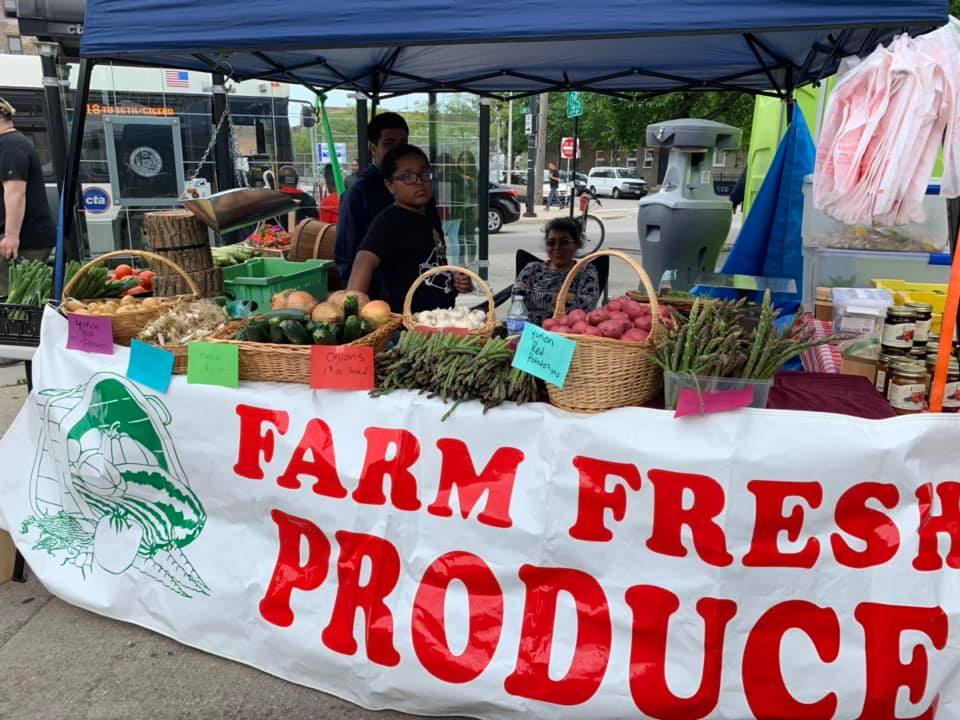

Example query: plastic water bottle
[506,290,528,335]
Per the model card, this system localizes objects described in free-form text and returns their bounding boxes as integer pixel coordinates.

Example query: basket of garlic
[138,301,240,373]
[402,265,495,342]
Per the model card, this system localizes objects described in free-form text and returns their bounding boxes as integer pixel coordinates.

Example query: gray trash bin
[637,119,742,292]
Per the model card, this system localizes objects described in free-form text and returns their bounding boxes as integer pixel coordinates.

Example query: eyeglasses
[390,171,434,185]
[545,237,574,247]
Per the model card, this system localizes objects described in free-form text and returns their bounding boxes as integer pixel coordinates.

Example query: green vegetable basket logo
[21,373,209,598]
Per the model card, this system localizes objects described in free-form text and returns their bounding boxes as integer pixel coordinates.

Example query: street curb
[516,213,627,225]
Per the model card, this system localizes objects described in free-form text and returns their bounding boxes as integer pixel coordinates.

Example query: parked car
[587,167,648,198]
[489,183,522,233]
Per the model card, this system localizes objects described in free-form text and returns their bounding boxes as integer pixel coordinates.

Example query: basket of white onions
[402,265,496,342]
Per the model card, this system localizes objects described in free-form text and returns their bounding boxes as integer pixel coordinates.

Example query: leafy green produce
[373,331,539,419]
[6,260,54,318]
[64,262,139,299]
[212,244,257,268]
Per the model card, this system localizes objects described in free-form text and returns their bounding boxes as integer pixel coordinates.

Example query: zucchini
[268,318,287,344]
[343,295,359,318]
[342,315,362,343]
[244,321,270,343]
[312,324,338,345]
[258,309,308,323]
[281,320,310,345]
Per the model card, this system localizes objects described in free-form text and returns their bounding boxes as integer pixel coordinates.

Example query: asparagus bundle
[649,291,838,380]
[373,330,539,420]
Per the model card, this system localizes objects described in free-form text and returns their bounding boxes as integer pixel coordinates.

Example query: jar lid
[910,347,927,359]
[905,302,934,313]
[893,362,927,379]
[887,305,917,319]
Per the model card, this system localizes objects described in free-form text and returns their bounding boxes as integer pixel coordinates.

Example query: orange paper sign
[310,345,375,390]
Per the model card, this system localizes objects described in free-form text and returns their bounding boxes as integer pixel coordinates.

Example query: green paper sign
[511,324,576,388]
[566,91,583,119]
[187,342,239,388]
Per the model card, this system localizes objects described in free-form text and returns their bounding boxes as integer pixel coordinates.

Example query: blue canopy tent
[57,0,949,288]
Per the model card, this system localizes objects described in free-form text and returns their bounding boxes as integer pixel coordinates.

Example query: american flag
[164,70,190,89]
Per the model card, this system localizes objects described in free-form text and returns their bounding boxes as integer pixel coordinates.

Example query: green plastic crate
[223,258,331,311]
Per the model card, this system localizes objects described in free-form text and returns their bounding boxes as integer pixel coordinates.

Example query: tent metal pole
[356,97,370,170]
[428,93,439,163]
[211,73,235,193]
[60,58,94,268]
[478,99,490,281]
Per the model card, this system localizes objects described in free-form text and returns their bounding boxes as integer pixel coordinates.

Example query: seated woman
[347,144,471,313]
[515,217,600,326]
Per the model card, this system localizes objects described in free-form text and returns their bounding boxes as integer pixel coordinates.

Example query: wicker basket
[151,319,247,375]
[61,250,200,346]
[210,313,402,383]
[547,250,664,413]
[402,265,496,341]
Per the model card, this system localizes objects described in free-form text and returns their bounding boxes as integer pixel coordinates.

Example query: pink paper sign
[674,387,754,418]
[66,313,114,355]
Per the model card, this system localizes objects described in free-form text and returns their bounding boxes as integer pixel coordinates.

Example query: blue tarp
[701,111,817,307]
[79,0,949,96]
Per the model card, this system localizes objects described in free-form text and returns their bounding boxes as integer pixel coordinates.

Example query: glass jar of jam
[888,361,927,415]
[906,302,933,347]
[910,346,927,363]
[925,342,940,398]
[876,353,901,397]
[944,358,960,414]
[881,306,917,353]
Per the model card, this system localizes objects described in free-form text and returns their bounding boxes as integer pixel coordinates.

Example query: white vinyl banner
[5,310,960,719]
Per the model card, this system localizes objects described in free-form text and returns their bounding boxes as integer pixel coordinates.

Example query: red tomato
[138,270,155,291]
[114,263,135,279]
[122,286,149,297]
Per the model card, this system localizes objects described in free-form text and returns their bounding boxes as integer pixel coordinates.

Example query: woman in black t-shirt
[347,145,472,313]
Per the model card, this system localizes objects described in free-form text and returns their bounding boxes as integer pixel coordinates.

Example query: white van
[587,167,648,198]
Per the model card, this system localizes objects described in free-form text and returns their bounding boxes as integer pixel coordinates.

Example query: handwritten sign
[511,324,575,387]
[66,314,114,355]
[311,345,375,390]
[674,387,754,417]
[187,342,239,388]
[126,339,175,393]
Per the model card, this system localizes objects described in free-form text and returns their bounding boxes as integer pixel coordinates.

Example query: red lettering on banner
[742,481,822,568]
[353,428,422,511]
[568,456,642,542]
[258,510,331,627]
[742,601,840,719]
[233,404,289,480]
[427,439,524,528]
[412,551,504,683]
[855,602,948,720]
[831,482,900,569]
[275,418,347,497]
[322,531,402,667]
[503,565,612,706]
[914,482,960,571]
[646,469,733,567]
[624,585,736,719]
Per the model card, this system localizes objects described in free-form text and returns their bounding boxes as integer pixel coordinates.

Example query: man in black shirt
[0,97,55,295]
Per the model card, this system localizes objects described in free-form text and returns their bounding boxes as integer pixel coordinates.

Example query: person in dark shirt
[334,113,442,288]
[545,162,563,210]
[275,165,317,232]
[0,97,54,296]
[347,145,471,313]
[344,159,360,191]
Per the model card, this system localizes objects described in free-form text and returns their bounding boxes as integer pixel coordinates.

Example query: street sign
[317,143,347,165]
[524,113,533,136]
[560,137,580,160]
[566,91,583,119]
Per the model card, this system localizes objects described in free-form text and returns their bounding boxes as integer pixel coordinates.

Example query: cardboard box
[0,530,16,584]
[814,287,833,321]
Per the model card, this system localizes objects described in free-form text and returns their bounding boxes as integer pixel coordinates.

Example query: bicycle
[574,188,605,257]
